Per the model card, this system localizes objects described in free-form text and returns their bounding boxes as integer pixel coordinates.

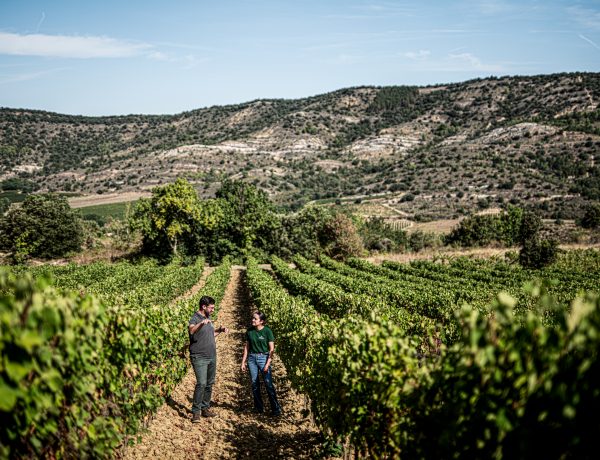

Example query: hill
[1,72,599,220]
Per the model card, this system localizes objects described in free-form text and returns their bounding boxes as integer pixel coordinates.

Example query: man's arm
[213,325,229,337]
[189,318,211,335]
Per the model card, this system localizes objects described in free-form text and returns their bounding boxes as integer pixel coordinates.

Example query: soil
[121,266,330,459]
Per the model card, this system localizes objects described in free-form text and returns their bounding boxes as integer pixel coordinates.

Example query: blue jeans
[191,355,216,413]
[248,353,281,414]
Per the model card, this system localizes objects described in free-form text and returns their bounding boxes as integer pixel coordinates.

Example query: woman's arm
[263,341,275,373]
[241,341,249,372]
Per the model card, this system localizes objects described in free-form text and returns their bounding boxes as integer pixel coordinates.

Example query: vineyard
[1,249,600,458]
[246,250,600,458]
[0,257,232,458]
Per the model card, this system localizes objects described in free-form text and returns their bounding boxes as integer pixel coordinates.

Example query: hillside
[1,72,599,220]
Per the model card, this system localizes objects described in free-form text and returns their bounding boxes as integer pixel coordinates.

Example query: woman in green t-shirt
[241,311,282,415]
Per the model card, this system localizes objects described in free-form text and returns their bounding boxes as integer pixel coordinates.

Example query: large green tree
[215,180,277,251]
[129,178,222,259]
[0,193,83,261]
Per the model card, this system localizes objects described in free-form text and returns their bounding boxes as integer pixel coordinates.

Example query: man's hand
[241,361,247,372]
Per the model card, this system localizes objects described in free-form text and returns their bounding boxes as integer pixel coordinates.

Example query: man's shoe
[201,408,217,418]
[192,412,202,423]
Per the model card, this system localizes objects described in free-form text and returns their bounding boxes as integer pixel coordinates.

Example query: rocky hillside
[1,72,599,220]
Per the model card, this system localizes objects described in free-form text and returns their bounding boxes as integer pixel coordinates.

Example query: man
[189,295,229,422]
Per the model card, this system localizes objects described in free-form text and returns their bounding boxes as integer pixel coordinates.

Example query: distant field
[77,201,136,220]
[0,191,28,203]
[409,219,461,234]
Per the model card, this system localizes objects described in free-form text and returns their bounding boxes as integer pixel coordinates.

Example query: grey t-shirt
[189,311,216,358]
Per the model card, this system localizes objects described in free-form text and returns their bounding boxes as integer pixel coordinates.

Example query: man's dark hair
[199,296,215,308]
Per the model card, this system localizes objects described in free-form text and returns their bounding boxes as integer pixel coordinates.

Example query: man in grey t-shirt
[188,295,229,422]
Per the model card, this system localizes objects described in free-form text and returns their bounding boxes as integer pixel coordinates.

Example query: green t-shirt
[246,326,275,354]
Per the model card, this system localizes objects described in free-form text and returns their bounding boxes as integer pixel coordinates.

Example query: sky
[0,0,599,116]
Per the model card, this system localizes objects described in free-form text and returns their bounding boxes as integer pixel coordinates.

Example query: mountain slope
[1,72,599,219]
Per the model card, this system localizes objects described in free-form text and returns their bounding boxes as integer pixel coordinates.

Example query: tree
[519,238,559,269]
[518,211,543,244]
[579,203,600,229]
[215,180,276,251]
[0,198,9,215]
[320,212,364,260]
[129,178,220,259]
[268,206,330,259]
[0,194,83,261]
[359,217,408,253]
[516,210,557,269]
[445,214,500,247]
[498,206,524,246]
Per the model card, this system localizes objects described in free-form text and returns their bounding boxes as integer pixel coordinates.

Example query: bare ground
[122,266,328,460]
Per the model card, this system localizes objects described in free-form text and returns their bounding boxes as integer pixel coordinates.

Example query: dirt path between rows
[123,266,327,459]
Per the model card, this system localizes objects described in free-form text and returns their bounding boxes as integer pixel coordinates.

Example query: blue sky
[0,0,599,116]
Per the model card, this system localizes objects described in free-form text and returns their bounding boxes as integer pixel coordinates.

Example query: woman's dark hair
[254,311,267,323]
[199,296,215,308]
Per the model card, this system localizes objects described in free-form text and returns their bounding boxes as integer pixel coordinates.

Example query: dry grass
[68,191,150,208]
[366,247,511,265]
[407,219,461,234]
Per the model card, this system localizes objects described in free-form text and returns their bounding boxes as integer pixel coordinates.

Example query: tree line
[1,178,598,266]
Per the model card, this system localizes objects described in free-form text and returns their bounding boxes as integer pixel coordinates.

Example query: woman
[240,311,282,416]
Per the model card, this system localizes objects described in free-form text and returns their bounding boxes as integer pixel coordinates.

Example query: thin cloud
[326,3,415,20]
[403,50,431,60]
[0,32,151,58]
[147,51,205,69]
[448,52,503,72]
[568,6,600,31]
[351,3,415,16]
[579,34,600,51]
[475,0,514,15]
[334,53,364,64]
[0,67,68,84]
